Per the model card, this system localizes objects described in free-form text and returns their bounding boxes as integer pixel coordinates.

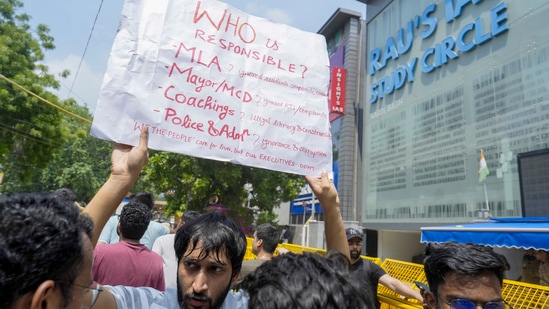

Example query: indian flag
[478,149,489,183]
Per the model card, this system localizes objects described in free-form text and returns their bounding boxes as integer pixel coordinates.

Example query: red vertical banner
[329,67,346,117]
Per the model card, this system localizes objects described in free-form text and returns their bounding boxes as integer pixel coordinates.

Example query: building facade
[362,0,549,234]
[298,1,548,266]
[318,8,366,223]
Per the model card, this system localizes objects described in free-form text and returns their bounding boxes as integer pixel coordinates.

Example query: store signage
[330,67,346,115]
[369,1,509,104]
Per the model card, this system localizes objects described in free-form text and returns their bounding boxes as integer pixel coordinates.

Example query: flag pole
[483,182,490,212]
[478,149,491,219]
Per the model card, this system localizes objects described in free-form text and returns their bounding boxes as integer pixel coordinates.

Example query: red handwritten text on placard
[164,109,205,132]
[193,1,256,44]
[92,0,333,176]
[162,86,234,120]
[239,69,262,80]
[166,61,252,103]
[294,105,327,118]
[167,131,194,142]
[166,65,218,93]
[296,125,331,138]
[272,120,296,134]
[133,120,196,143]
[261,138,291,150]
[259,154,296,167]
[263,98,283,107]
[193,29,304,77]
[163,106,250,142]
[214,80,252,102]
[295,145,327,158]
[249,114,270,126]
[207,120,250,141]
[174,42,221,71]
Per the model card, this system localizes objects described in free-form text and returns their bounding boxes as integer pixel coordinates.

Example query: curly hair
[239,252,373,309]
[0,192,92,308]
[119,201,152,240]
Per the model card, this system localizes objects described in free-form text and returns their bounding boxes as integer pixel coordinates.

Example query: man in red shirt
[93,200,165,291]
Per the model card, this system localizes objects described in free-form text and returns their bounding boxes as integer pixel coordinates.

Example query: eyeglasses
[443,299,513,309]
[61,281,103,309]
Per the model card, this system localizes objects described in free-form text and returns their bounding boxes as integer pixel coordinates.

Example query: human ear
[231,271,241,285]
[30,280,62,309]
[423,290,437,309]
[257,239,263,248]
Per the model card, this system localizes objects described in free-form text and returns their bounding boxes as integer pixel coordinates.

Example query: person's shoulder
[97,241,129,255]
[223,290,249,309]
[148,247,165,261]
[243,259,267,266]
[155,233,175,244]
[149,221,171,234]
[94,242,117,254]
[365,259,376,265]
[365,260,386,277]
[365,259,383,269]
[106,216,119,225]
[108,286,177,308]
[239,259,266,277]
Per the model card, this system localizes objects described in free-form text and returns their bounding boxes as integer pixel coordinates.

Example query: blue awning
[420,217,549,250]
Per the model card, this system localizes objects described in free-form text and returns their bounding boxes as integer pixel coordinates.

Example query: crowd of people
[0,127,514,309]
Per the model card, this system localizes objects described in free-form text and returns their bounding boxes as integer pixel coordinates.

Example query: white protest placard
[91,0,332,176]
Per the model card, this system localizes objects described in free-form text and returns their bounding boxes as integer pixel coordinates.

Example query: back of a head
[423,242,505,295]
[255,223,279,254]
[129,192,155,210]
[182,210,201,223]
[0,192,92,308]
[174,211,247,274]
[240,252,372,309]
[119,201,152,240]
[51,187,77,202]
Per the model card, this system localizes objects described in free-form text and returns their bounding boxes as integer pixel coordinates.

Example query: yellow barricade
[378,259,424,309]
[502,279,549,309]
[244,237,382,264]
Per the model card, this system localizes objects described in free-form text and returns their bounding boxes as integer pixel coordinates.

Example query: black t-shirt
[351,258,387,309]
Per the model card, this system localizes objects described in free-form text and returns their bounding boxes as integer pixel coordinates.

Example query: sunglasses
[443,299,512,309]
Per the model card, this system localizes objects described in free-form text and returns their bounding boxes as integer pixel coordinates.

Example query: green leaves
[143,151,304,227]
[0,0,66,181]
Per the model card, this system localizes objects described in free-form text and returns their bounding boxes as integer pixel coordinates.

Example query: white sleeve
[107,286,173,309]
[222,290,249,309]
[98,216,118,244]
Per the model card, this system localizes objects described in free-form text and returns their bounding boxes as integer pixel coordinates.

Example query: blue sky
[20,0,366,113]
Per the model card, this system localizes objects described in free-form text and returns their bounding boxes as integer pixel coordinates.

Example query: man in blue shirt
[98,192,170,249]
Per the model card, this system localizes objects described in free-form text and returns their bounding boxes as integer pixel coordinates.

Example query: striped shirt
[107,286,249,309]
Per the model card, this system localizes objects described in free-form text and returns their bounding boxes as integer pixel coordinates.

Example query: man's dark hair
[182,210,201,223]
[0,192,93,308]
[51,187,77,203]
[239,252,372,309]
[255,223,279,254]
[174,212,246,275]
[119,201,152,240]
[129,192,155,210]
[423,242,505,296]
